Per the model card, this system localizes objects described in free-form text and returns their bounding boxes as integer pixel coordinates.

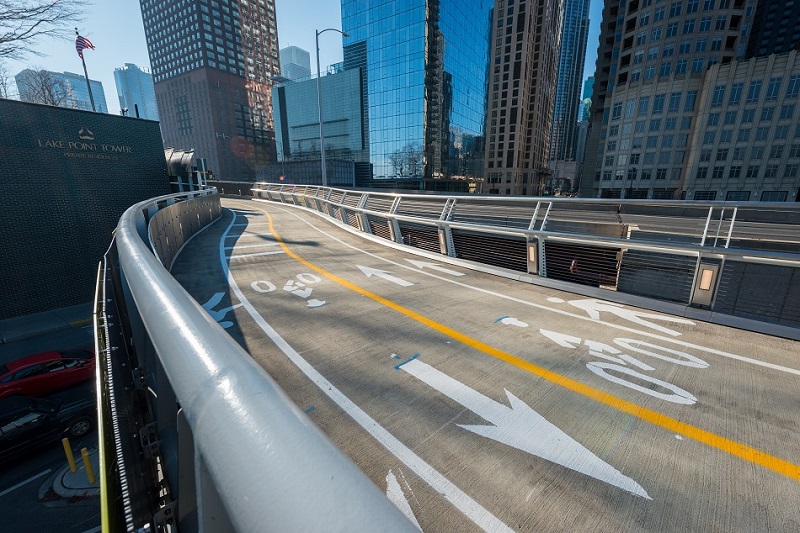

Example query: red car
[0,350,95,399]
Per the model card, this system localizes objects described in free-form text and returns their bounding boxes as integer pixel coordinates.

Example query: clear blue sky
[4,0,603,115]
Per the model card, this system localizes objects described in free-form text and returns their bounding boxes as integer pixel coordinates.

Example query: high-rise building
[139,0,281,180]
[484,0,564,195]
[745,0,800,59]
[341,0,492,182]
[550,0,590,163]
[280,46,311,80]
[683,51,800,202]
[114,63,158,120]
[582,0,753,199]
[15,69,108,113]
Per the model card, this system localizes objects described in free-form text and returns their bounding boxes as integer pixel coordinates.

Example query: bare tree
[405,143,423,178]
[389,149,405,177]
[0,0,88,60]
[17,67,68,106]
[0,62,13,98]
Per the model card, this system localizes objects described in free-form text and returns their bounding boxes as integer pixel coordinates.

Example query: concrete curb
[51,448,100,499]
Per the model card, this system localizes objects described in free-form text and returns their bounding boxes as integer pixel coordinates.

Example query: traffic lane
[0,430,99,533]
[214,204,800,528]
[243,201,800,450]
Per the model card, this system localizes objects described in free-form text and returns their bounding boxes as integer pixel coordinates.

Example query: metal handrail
[110,189,414,531]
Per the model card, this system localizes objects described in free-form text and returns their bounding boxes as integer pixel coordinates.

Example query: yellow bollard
[62,438,77,473]
[80,448,96,485]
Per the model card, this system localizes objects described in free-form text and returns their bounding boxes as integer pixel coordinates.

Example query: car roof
[3,351,64,372]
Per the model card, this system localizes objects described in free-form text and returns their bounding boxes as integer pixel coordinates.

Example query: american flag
[75,35,95,59]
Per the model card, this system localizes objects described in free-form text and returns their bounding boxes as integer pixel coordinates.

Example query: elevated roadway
[170,198,800,532]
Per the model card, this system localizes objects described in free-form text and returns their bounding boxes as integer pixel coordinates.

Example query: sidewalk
[52,448,100,498]
[0,302,93,345]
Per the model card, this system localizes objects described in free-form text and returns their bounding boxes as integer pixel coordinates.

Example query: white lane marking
[495,316,528,327]
[406,259,465,277]
[262,205,800,377]
[0,469,52,497]
[231,222,270,227]
[224,242,281,250]
[224,233,277,239]
[386,470,423,530]
[227,250,285,259]
[397,356,650,499]
[219,212,513,533]
[358,266,415,287]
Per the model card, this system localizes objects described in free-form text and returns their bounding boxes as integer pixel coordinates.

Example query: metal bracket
[153,500,177,529]
[139,422,161,459]
[131,368,146,390]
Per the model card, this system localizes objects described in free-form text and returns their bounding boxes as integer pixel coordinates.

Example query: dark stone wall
[0,99,170,319]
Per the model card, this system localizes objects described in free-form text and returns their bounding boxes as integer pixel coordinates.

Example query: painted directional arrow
[405,259,465,276]
[357,266,414,287]
[396,355,651,499]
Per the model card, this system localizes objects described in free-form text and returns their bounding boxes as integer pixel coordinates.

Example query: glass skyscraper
[114,63,158,120]
[550,0,590,163]
[15,69,108,113]
[340,0,492,181]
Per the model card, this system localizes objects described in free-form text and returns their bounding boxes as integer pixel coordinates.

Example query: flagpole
[76,28,96,112]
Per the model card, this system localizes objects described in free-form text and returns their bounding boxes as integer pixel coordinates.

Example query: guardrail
[252,183,800,339]
[94,188,414,531]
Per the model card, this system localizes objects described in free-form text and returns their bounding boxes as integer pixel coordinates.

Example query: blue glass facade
[341,0,492,180]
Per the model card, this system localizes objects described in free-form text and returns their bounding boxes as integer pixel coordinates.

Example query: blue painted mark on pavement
[394,353,420,370]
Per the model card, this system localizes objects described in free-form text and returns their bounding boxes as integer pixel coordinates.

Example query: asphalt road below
[170,198,800,532]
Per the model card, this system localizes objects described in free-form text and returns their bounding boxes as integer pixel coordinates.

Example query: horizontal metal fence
[95,188,415,531]
[252,183,800,337]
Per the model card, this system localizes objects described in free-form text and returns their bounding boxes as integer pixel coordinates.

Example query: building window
[715,16,726,30]
[786,75,800,99]
[676,59,688,74]
[769,145,784,159]
[780,104,795,120]
[755,127,770,141]
[746,80,762,103]
[696,37,707,52]
[728,82,744,105]
[679,40,692,54]
[737,128,751,142]
[728,166,741,179]
[761,107,775,121]
[694,191,716,201]
[699,16,711,32]
[763,165,779,179]
[707,113,720,126]
[720,130,732,143]
[775,125,789,139]
[746,166,760,178]
[725,191,749,201]
[742,109,755,122]
[784,164,799,178]
[700,149,712,162]
[766,77,782,101]
[761,191,788,202]
[656,168,667,180]
[683,19,695,34]
[703,131,716,144]
[660,62,672,77]
[669,92,681,112]
[645,65,656,79]
[666,22,678,37]
[612,102,623,120]
[724,111,737,125]
[653,94,665,113]
[670,2,682,17]
[696,167,709,180]
[752,146,764,160]
[692,58,704,73]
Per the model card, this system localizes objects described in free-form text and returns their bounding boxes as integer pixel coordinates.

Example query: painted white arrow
[386,470,422,531]
[405,259,465,276]
[201,292,242,329]
[397,356,650,499]
[357,266,414,287]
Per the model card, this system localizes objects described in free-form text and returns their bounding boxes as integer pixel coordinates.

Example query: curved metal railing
[95,188,414,532]
[252,183,800,340]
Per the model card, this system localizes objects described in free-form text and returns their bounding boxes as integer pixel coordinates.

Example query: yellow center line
[256,206,800,483]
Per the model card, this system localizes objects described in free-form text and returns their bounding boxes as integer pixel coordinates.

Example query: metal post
[315,28,349,189]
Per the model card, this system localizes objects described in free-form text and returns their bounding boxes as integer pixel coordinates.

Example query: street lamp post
[316,28,349,188]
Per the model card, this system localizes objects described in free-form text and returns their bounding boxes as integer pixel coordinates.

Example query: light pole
[316,28,349,188]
